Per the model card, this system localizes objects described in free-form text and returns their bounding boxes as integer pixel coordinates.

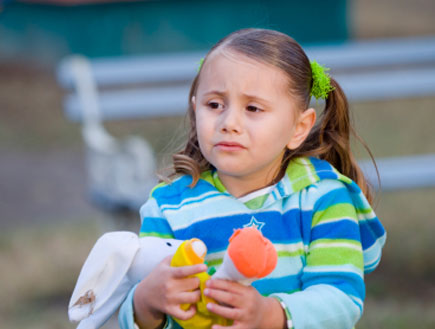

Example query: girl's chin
[215,168,245,177]
[215,168,258,180]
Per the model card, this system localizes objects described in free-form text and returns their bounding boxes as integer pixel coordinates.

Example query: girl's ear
[287,108,316,150]
[191,96,196,111]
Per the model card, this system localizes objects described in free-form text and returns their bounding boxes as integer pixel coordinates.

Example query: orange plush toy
[170,227,278,329]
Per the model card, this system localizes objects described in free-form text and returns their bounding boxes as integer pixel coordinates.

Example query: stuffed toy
[68,227,277,329]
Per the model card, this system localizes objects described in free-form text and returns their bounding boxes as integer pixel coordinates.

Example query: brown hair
[171,28,376,203]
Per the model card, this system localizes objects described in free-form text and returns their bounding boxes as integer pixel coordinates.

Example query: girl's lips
[215,141,246,151]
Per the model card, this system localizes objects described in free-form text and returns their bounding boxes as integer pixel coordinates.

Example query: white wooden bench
[57,36,435,211]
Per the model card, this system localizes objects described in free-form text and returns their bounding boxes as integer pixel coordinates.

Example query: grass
[359,298,435,329]
[1,191,434,328]
[374,189,435,277]
[0,218,124,329]
[0,220,96,328]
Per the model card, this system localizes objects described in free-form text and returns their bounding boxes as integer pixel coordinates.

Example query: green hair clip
[310,60,334,100]
[197,58,204,72]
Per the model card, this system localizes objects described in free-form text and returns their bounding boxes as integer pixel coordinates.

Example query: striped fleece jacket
[118,156,386,329]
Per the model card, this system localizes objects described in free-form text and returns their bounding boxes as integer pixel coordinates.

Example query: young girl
[119,28,386,329]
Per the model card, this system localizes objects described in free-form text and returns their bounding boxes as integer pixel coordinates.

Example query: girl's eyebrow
[203,90,226,97]
[202,90,272,105]
[241,93,273,106]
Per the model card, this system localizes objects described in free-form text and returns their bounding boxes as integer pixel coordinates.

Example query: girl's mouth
[215,141,246,151]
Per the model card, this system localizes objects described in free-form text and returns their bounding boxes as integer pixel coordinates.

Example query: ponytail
[294,78,376,204]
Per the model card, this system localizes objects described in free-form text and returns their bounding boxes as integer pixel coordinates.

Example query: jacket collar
[199,157,349,208]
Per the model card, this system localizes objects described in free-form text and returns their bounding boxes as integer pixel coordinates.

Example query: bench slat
[57,36,435,88]
[337,67,435,101]
[65,85,190,121]
[64,67,435,121]
[306,36,435,69]
[58,51,204,88]
[361,154,435,191]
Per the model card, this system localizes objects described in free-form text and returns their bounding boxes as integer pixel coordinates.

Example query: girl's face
[193,49,315,197]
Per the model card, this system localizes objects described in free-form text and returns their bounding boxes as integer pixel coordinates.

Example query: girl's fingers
[173,289,202,305]
[171,263,208,278]
[212,325,239,329]
[205,279,246,306]
[206,278,242,293]
[160,255,208,279]
[206,301,242,322]
[204,286,242,308]
[176,276,203,291]
[169,304,197,321]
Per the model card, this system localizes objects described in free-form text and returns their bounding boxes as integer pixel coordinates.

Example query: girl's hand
[204,279,287,329]
[133,256,208,329]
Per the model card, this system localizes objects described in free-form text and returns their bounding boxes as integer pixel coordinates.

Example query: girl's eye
[208,102,223,110]
[246,105,262,112]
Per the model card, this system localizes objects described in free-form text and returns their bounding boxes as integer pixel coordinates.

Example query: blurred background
[1,0,434,328]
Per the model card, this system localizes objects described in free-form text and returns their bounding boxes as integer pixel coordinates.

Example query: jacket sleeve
[138,196,175,238]
[118,196,177,329]
[272,180,368,329]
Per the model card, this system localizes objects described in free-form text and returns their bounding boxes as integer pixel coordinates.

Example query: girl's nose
[220,107,242,134]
